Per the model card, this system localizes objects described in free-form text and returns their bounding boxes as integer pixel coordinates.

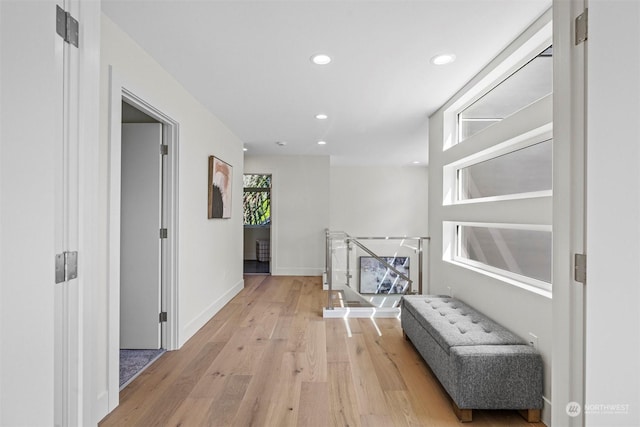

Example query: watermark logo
[566,402,582,417]
[566,401,631,417]
[585,403,630,415]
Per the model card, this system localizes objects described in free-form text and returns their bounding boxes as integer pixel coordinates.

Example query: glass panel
[359,256,410,294]
[324,233,426,311]
[243,190,270,225]
[243,174,271,225]
[458,139,552,200]
[243,174,271,188]
[458,46,552,141]
[458,226,551,283]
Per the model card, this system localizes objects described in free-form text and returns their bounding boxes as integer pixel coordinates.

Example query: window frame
[456,45,553,143]
[445,221,552,297]
[441,17,552,151]
[456,135,553,204]
[438,10,553,297]
[443,126,553,206]
[243,174,272,227]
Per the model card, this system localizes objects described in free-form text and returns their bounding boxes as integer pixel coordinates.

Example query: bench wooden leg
[518,409,541,423]
[452,401,473,422]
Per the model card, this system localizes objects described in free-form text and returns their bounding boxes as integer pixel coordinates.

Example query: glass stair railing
[323,230,430,318]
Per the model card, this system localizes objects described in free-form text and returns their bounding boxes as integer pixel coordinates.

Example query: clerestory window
[243,174,271,226]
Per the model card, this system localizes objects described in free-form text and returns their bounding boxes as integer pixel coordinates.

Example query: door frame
[243,173,273,274]
[243,167,278,274]
[54,0,102,425]
[107,67,180,411]
[552,0,587,425]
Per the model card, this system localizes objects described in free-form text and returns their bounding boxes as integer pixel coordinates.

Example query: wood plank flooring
[100,276,546,426]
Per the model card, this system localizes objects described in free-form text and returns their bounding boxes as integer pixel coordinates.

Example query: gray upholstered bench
[401,295,543,422]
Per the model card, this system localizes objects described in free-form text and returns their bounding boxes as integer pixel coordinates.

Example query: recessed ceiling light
[317,140,327,145]
[243,147,248,152]
[311,54,331,65]
[315,113,328,120]
[431,53,456,65]
[412,161,420,164]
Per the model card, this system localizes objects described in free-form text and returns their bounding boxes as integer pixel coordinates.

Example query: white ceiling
[101,0,551,166]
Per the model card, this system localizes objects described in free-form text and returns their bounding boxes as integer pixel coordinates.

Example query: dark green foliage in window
[243,174,271,225]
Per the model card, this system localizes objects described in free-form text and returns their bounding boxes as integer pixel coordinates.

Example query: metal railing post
[346,239,351,288]
[418,238,423,295]
[326,229,333,310]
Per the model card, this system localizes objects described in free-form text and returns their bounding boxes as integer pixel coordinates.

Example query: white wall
[329,165,429,293]
[244,155,330,276]
[428,110,553,411]
[330,165,429,237]
[99,14,244,415]
[427,12,553,419]
[585,2,640,425]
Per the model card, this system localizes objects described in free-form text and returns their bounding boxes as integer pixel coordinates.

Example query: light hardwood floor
[100,276,545,426]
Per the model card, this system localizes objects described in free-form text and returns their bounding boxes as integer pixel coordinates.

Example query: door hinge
[160,228,168,239]
[55,251,78,284]
[56,5,79,48]
[575,8,588,45]
[160,144,168,156]
[159,312,168,323]
[574,253,587,284]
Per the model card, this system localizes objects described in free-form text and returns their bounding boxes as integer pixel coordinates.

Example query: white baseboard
[180,278,244,347]
[323,307,401,318]
[271,267,324,276]
[542,396,551,426]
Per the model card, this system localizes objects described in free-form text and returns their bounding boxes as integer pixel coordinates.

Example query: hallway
[100,275,544,426]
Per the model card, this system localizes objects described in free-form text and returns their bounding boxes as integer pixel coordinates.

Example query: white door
[120,123,163,349]
[584,3,640,426]
[2,1,100,425]
[1,1,64,424]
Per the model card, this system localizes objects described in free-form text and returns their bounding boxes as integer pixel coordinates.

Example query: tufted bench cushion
[401,296,526,354]
[401,295,543,422]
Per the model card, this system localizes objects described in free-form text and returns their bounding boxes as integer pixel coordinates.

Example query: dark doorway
[243,174,272,275]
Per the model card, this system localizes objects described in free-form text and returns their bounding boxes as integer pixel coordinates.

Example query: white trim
[551,0,587,425]
[95,391,109,422]
[273,268,325,276]
[77,2,102,425]
[107,67,181,412]
[442,121,552,205]
[443,221,552,295]
[180,279,244,346]
[452,190,552,205]
[441,9,553,150]
[447,259,552,297]
[120,89,181,352]
[448,126,553,170]
[452,221,552,232]
[106,66,122,413]
[542,396,552,427]
[243,168,278,275]
[322,307,401,319]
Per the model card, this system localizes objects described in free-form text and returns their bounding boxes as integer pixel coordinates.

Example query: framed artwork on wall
[359,256,410,294]
[208,156,232,219]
